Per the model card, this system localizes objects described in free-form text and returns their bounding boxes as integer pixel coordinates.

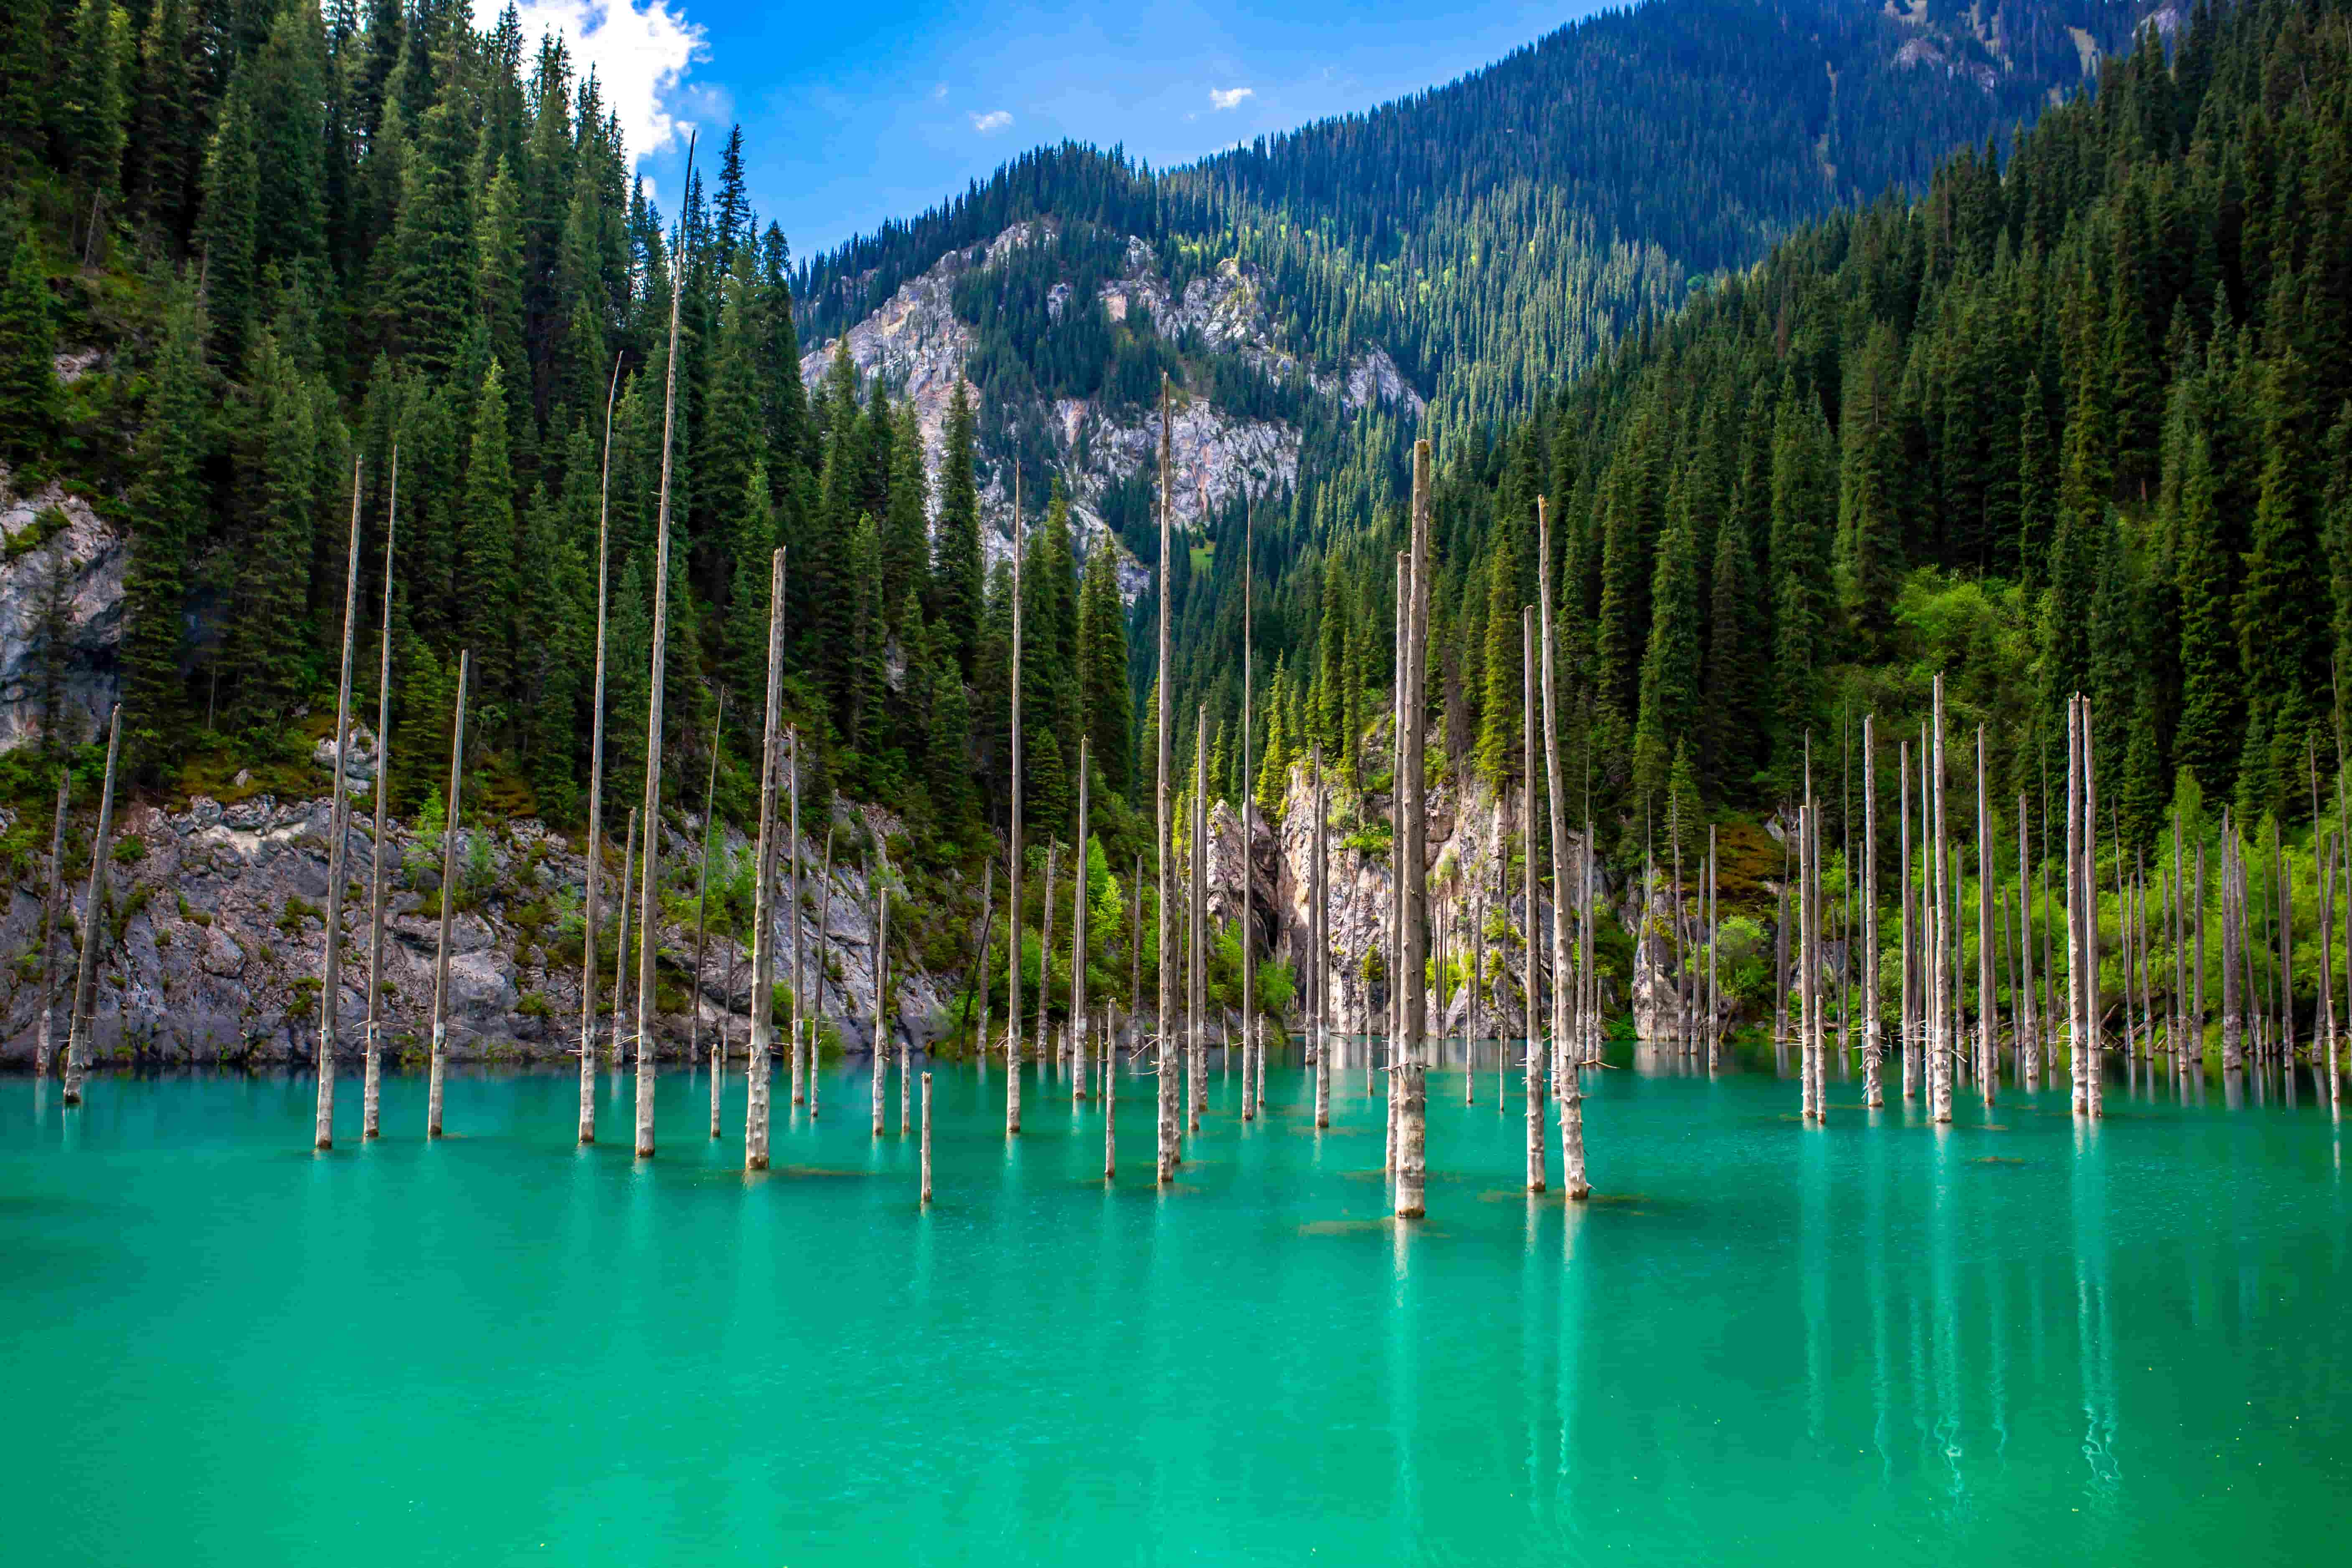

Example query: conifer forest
[5,0,2352,1555]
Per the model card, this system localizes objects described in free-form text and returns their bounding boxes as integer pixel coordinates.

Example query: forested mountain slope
[1225,0,2352,881]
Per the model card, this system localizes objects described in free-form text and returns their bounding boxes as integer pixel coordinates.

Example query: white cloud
[932,81,949,101]
[970,109,1013,133]
[1209,86,1253,111]
[483,0,707,163]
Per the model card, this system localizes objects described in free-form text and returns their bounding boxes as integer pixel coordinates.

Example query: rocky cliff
[0,744,946,1067]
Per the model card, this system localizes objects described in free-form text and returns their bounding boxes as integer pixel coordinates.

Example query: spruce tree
[1632,499,1700,799]
[457,360,517,723]
[2236,348,2325,810]
[847,512,885,756]
[931,379,983,673]
[1473,537,1520,783]
[229,331,317,726]
[59,0,124,208]
[1076,533,1132,800]
[194,82,259,363]
[2173,429,2240,798]
[119,283,205,769]
[0,201,56,458]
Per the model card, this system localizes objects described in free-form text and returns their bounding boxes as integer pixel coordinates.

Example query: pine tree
[58,0,124,208]
[1768,377,1832,782]
[847,512,885,755]
[1314,561,1350,764]
[389,81,477,381]
[2236,348,2325,811]
[2015,374,2054,591]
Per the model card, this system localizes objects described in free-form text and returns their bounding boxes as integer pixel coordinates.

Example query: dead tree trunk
[1976,726,1995,1106]
[61,707,120,1107]
[919,1072,933,1205]
[634,137,695,1161]
[315,457,364,1150]
[1036,840,1058,1108]
[1930,677,1952,1123]
[1241,501,1256,1120]
[1394,441,1432,1219]
[1536,497,1588,1199]
[1899,739,1913,1101]
[1008,470,1025,1137]
[368,449,400,1142]
[1154,381,1176,1180]
[790,729,806,1108]
[1313,746,1331,1130]
[2018,791,2038,1084]
[2082,697,2103,1119]
[811,821,831,1119]
[1073,736,1091,1104]
[872,847,887,1137]
[427,652,469,1140]
[1863,715,1882,1107]
[744,550,786,1170]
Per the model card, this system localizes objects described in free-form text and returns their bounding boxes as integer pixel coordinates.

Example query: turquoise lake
[5,1046,2346,1566]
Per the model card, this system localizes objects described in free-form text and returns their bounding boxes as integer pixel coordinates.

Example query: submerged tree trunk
[1073,737,1091,1104]
[315,458,364,1151]
[1536,497,1588,1199]
[871,843,889,1137]
[1241,501,1256,1121]
[1899,738,1914,1101]
[2019,791,2039,1084]
[368,450,401,1142]
[920,1071,933,1206]
[61,707,121,1108]
[1393,442,1432,1220]
[1155,385,1177,1181]
[1929,678,1951,1124]
[1313,746,1331,1130]
[1863,716,1882,1108]
[1037,840,1058,1108]
[2082,697,2103,1118]
[2068,699,2087,1110]
[1009,471,1026,1138]
[1976,726,1995,1106]
[427,653,470,1140]
[744,549,786,1170]
[811,819,832,1120]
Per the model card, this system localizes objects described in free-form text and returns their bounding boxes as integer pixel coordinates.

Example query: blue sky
[487,1,1609,261]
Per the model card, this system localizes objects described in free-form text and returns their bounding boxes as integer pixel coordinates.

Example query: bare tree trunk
[33,770,68,1078]
[613,809,636,1070]
[2018,791,2038,1084]
[1930,677,1951,1124]
[427,653,469,1139]
[368,449,400,1142]
[919,1071,933,1205]
[1393,441,1431,1219]
[691,694,723,1130]
[1314,746,1331,1129]
[1009,469,1025,1137]
[1073,736,1091,1104]
[634,139,695,1162]
[1036,840,1057,1113]
[1976,726,1995,1106]
[2082,698,2103,1118]
[1536,497,1588,1199]
[1240,501,1256,1121]
[1104,1005,1118,1179]
[1387,551,1405,1175]
[2069,698,2088,1107]
[1899,739,1914,1101]
[1191,709,1208,1135]
[314,458,365,1150]
[1154,383,1176,1181]
[872,845,888,1137]
[1864,716,1882,1107]
[61,707,120,1107]
[744,551,787,1169]
[580,368,620,1144]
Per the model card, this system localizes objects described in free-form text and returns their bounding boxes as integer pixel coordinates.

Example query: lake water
[5,1045,2346,1566]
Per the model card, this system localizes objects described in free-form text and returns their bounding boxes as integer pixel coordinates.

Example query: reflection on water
[3,1050,2347,1567]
